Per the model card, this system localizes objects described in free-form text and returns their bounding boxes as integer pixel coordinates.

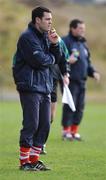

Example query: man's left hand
[63,75,70,85]
[93,72,100,82]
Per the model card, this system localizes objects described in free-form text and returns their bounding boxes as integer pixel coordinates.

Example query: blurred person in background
[61,19,100,141]
[51,38,70,124]
[41,37,70,154]
[12,6,68,171]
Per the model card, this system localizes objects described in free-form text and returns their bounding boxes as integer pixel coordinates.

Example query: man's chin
[44,28,50,32]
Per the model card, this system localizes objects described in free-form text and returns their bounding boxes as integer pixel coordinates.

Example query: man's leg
[51,78,58,123]
[61,104,74,140]
[33,94,51,146]
[71,87,85,140]
[29,94,51,170]
[19,92,41,170]
[61,81,79,140]
[30,94,51,162]
[51,102,57,123]
[40,79,58,154]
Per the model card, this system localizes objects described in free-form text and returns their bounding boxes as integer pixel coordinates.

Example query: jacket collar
[69,32,86,42]
[28,22,45,38]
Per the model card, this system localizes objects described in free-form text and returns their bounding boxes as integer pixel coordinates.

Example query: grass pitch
[0,101,106,180]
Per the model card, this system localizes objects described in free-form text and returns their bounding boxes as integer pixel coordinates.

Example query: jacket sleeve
[17,34,55,69]
[86,47,96,78]
[49,43,62,64]
[58,55,70,76]
[58,38,70,75]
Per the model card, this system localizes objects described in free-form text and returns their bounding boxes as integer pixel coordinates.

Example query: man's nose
[49,19,52,24]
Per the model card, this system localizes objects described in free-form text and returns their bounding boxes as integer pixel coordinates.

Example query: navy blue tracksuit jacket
[62,32,96,127]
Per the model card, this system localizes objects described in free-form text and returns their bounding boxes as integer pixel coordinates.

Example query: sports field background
[0,100,106,180]
[0,0,106,179]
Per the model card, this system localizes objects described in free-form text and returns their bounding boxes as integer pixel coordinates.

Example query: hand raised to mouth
[48,28,59,44]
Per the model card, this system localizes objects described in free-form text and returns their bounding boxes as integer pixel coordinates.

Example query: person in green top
[51,37,70,122]
[41,37,70,154]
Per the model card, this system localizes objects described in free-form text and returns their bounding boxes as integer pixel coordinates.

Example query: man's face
[36,12,52,32]
[71,23,86,37]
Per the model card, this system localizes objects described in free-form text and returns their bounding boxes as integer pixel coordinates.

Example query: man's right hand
[48,28,59,44]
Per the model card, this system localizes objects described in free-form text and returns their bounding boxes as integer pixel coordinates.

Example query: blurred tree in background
[0,0,106,100]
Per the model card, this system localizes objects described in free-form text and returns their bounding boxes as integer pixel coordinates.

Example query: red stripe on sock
[70,125,79,134]
[29,146,41,164]
[63,126,71,133]
[20,147,30,165]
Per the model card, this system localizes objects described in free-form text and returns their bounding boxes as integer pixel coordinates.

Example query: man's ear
[36,17,41,24]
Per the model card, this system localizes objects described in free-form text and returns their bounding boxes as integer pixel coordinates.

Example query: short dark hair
[32,6,51,24]
[69,19,84,29]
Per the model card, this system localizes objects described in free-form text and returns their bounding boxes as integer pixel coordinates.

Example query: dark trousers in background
[19,92,51,148]
[62,81,86,127]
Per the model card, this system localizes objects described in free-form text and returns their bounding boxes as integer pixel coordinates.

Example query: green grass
[0,101,106,180]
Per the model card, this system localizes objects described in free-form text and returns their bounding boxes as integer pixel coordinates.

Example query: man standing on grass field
[12,6,68,171]
[61,19,100,141]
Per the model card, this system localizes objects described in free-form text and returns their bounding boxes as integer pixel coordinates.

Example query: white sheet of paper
[62,84,76,112]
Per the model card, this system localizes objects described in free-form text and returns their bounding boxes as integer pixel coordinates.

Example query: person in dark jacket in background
[41,38,70,154]
[13,7,68,171]
[51,38,70,124]
[61,19,100,141]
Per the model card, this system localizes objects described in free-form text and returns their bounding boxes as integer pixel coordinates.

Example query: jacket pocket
[13,65,33,87]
